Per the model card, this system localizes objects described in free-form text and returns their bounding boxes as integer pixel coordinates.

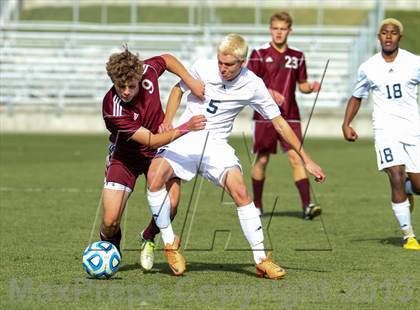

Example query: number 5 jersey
[177,58,281,142]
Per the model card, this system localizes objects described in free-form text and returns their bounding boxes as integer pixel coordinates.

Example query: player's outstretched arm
[271,115,325,182]
[268,88,285,106]
[161,54,205,100]
[130,114,206,149]
[159,84,183,133]
[342,96,362,142]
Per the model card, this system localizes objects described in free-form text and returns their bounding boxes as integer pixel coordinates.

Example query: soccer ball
[82,241,121,279]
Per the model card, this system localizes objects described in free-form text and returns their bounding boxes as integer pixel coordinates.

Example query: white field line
[0,186,390,199]
[121,200,128,250]
[88,194,103,244]
[0,186,100,193]
[184,174,206,249]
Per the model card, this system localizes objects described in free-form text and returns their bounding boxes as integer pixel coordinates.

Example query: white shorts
[375,138,420,172]
[156,132,242,186]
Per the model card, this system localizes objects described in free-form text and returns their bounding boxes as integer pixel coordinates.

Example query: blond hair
[106,46,143,86]
[270,11,293,28]
[217,34,248,61]
[379,18,404,35]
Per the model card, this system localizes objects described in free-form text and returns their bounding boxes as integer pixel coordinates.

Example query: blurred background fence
[0,0,418,135]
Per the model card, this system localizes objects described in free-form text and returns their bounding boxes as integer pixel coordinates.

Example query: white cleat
[140,237,155,271]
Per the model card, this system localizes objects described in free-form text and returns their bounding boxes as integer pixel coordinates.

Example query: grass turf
[18,6,420,53]
[0,134,419,309]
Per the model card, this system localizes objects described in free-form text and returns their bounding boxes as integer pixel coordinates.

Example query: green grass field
[0,134,419,309]
[19,6,420,53]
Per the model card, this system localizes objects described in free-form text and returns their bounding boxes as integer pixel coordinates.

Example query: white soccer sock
[391,200,414,238]
[147,188,174,245]
[251,243,266,265]
[237,202,266,264]
[160,223,175,246]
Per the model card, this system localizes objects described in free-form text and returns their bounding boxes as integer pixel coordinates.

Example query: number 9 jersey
[352,48,420,145]
[102,56,166,164]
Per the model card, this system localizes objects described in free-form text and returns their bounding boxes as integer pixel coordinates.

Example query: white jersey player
[139,34,325,279]
[176,58,279,141]
[353,49,419,146]
[342,18,420,250]
[158,58,281,185]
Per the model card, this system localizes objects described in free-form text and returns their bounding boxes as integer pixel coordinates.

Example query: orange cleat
[255,253,287,279]
[164,235,186,276]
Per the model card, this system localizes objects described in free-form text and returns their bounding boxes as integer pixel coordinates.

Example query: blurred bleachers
[0,22,370,116]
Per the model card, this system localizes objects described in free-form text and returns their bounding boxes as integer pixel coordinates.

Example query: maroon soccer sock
[100,228,122,252]
[142,218,160,241]
[252,178,265,210]
[295,178,311,210]
[142,213,176,242]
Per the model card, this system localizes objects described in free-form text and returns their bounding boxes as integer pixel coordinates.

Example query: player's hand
[342,125,358,142]
[305,161,326,183]
[186,114,206,131]
[268,89,285,106]
[310,81,321,92]
[189,79,205,100]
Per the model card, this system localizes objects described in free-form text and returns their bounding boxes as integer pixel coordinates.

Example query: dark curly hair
[106,45,144,87]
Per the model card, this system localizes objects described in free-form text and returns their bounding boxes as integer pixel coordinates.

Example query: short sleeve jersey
[178,58,281,141]
[102,56,166,163]
[352,49,420,144]
[248,43,307,121]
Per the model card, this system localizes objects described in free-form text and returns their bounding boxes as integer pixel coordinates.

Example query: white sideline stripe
[0,186,100,193]
[184,175,206,248]
[121,200,128,250]
[0,186,391,199]
[88,195,103,244]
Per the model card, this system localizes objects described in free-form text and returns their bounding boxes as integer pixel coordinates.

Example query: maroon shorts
[253,120,302,154]
[105,157,151,190]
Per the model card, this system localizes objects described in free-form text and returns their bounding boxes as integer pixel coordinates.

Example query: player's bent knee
[387,169,406,187]
[257,155,270,166]
[102,219,120,234]
[147,172,165,191]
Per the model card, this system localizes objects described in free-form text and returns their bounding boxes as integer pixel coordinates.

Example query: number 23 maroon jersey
[248,43,307,121]
[102,56,166,164]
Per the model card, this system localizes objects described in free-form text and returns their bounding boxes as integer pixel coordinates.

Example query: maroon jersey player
[99,47,206,254]
[248,12,321,219]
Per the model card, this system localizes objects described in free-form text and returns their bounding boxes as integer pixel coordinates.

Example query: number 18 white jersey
[178,59,280,142]
[352,48,420,144]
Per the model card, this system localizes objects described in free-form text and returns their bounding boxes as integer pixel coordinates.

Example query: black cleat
[303,203,322,220]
